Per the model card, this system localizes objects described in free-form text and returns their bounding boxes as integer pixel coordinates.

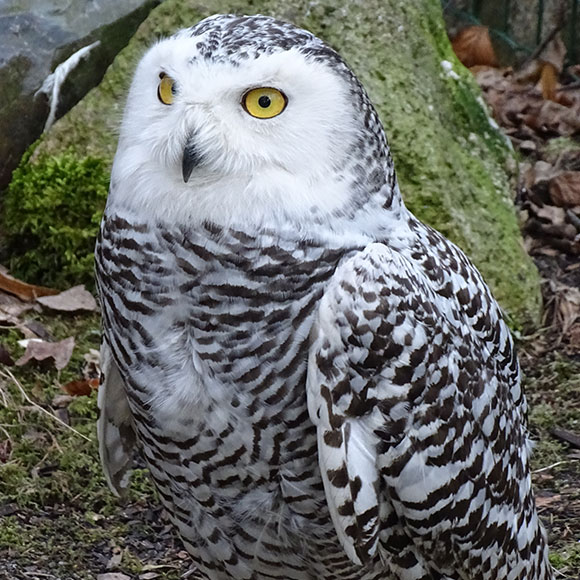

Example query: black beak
[182,139,201,183]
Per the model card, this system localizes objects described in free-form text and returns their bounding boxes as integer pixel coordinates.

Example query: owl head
[110,14,399,231]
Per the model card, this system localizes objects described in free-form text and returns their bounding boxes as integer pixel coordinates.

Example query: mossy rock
[2,0,541,326]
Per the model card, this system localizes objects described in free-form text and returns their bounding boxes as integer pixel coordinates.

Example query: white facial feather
[110,33,369,230]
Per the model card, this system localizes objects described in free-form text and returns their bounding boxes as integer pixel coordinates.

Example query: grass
[523,350,580,576]
[0,311,191,579]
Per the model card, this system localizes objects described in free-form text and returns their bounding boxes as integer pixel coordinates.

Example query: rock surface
[3,0,542,327]
[0,0,159,190]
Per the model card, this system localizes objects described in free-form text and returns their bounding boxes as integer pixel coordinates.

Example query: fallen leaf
[37,285,98,312]
[0,293,38,327]
[521,100,580,136]
[0,344,14,366]
[565,323,580,350]
[540,62,558,101]
[550,281,580,337]
[518,140,537,154]
[61,378,99,397]
[15,337,75,371]
[0,271,59,302]
[51,394,74,407]
[530,204,567,226]
[532,160,556,185]
[97,574,131,580]
[23,320,53,340]
[107,546,123,570]
[549,171,580,207]
[452,26,498,68]
[535,494,562,508]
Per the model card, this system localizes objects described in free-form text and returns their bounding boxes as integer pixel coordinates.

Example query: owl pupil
[258,95,271,108]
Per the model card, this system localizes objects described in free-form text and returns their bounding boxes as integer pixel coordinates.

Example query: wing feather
[307,241,530,577]
[97,340,136,496]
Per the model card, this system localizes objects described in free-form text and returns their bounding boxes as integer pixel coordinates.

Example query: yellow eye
[242,87,287,119]
[158,73,176,105]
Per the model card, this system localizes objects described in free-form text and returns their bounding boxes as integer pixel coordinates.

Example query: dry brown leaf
[23,320,52,340]
[37,285,98,312]
[473,66,512,92]
[0,293,38,327]
[535,494,562,509]
[531,160,557,189]
[535,100,580,135]
[51,394,74,407]
[15,337,75,371]
[452,26,498,69]
[61,378,99,397]
[107,546,124,570]
[0,344,14,366]
[533,204,567,226]
[566,323,580,349]
[551,282,580,335]
[540,62,558,101]
[0,271,59,302]
[549,171,580,207]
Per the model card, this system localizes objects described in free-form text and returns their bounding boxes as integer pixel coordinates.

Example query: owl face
[110,15,392,230]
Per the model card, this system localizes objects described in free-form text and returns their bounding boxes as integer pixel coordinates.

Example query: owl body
[96,14,553,580]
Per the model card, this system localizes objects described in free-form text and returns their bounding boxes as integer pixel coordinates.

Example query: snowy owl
[95,14,553,580]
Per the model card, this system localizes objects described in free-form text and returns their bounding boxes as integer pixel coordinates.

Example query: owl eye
[242,87,287,119]
[158,73,176,105]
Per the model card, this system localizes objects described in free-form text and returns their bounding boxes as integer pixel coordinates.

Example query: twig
[532,459,579,474]
[565,209,580,232]
[558,81,580,92]
[0,368,91,442]
[551,426,580,449]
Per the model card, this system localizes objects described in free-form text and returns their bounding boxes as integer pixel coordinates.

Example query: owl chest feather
[97,212,351,487]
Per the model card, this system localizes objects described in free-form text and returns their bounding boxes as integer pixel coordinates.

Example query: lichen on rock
[2,0,541,327]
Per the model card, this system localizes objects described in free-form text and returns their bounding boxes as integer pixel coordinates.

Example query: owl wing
[307,242,525,574]
[97,339,137,496]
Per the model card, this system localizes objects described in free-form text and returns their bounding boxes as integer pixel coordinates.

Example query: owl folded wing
[306,242,524,575]
[97,339,137,497]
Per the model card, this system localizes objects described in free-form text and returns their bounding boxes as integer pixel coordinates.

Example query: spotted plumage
[95,14,553,580]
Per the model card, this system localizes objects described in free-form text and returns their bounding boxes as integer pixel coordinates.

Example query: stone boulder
[0,0,159,190]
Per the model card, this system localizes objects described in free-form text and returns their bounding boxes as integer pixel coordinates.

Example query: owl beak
[182,140,201,183]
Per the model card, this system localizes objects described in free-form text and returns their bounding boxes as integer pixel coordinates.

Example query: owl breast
[96,209,382,580]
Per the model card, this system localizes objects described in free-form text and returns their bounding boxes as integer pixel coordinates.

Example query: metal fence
[441,0,579,65]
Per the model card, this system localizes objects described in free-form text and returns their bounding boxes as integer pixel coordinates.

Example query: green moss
[7,0,541,325]
[0,313,102,506]
[525,355,580,471]
[2,150,109,289]
[549,543,580,571]
[542,136,580,160]
[0,309,174,577]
